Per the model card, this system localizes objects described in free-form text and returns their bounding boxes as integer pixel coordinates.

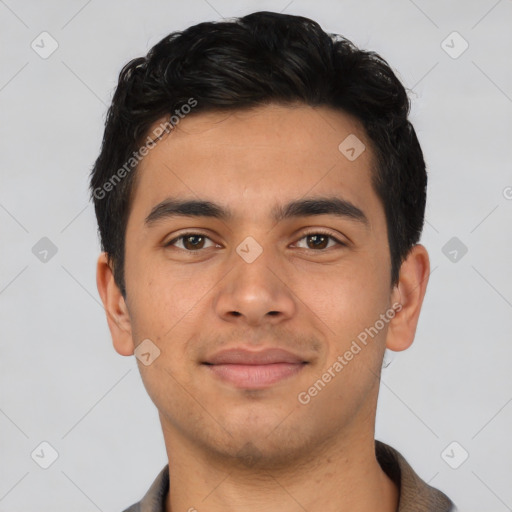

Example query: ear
[96,252,135,356]
[386,244,430,352]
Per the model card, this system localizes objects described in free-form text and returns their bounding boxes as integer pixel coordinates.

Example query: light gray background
[1,1,511,511]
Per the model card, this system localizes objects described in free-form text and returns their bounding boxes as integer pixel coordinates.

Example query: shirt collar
[126,440,455,512]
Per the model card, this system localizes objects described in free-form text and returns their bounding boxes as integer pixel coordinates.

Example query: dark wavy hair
[90,11,426,298]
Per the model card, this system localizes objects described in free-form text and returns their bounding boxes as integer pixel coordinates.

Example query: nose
[212,239,297,327]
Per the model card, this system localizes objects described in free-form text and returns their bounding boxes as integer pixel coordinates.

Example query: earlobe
[386,244,430,352]
[96,253,135,356]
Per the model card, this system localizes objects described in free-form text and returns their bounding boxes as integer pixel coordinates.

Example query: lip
[202,348,308,389]
[204,348,307,365]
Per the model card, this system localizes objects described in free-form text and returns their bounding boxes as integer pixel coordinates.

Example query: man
[90,11,455,512]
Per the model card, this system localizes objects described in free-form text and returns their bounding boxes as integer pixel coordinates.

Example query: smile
[203,362,308,389]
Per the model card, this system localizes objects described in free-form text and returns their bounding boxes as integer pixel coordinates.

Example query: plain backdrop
[1,1,511,511]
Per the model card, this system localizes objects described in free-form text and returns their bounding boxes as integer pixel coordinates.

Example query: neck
[161,420,398,512]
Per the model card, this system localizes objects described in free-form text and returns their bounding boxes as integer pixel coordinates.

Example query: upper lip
[203,348,307,365]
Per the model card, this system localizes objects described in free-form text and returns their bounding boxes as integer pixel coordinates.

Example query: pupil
[185,235,203,249]
[308,234,327,249]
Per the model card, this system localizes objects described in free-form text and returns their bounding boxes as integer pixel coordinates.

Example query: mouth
[203,362,308,388]
[202,348,309,389]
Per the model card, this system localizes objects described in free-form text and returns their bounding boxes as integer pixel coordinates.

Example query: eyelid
[293,228,347,249]
[164,230,219,249]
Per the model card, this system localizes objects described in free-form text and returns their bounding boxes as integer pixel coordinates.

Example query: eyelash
[165,230,346,252]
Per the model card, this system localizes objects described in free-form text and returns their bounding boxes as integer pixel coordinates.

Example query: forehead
[129,104,382,226]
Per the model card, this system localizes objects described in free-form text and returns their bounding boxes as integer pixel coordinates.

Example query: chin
[199,418,317,472]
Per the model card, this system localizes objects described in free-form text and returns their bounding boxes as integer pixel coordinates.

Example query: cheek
[303,267,390,413]
[293,252,391,356]
[126,255,220,342]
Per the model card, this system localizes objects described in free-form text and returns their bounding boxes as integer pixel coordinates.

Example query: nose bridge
[213,233,296,324]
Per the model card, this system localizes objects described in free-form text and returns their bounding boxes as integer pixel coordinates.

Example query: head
[92,11,429,468]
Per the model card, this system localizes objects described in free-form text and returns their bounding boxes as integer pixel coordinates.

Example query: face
[107,104,409,468]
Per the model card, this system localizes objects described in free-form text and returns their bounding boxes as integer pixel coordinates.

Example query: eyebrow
[144,196,369,228]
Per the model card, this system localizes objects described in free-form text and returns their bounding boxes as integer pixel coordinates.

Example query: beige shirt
[123,440,456,512]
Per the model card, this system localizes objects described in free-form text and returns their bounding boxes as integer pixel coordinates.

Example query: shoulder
[375,440,456,512]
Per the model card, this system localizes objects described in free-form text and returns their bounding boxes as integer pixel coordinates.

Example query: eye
[165,232,218,251]
[293,230,346,251]
[164,230,346,252]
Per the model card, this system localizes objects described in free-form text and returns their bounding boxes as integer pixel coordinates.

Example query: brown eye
[182,235,205,250]
[306,234,329,249]
[166,233,216,251]
[294,231,345,251]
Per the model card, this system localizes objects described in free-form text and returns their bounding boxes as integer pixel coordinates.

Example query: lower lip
[204,363,306,388]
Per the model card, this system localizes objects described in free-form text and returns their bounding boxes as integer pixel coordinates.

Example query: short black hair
[90,11,426,298]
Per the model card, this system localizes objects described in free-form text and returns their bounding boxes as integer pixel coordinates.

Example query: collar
[124,440,455,512]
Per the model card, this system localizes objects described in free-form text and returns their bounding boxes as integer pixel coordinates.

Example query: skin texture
[96,104,430,512]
